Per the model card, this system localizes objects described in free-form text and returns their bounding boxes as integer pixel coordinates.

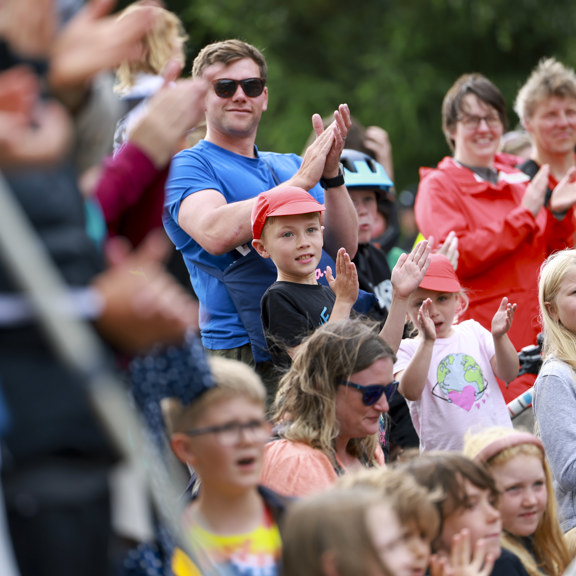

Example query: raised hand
[0,67,73,167]
[429,529,495,576]
[93,230,199,353]
[417,298,437,341]
[49,0,155,91]
[326,247,359,305]
[522,164,549,218]
[549,166,576,213]
[312,103,351,179]
[491,296,516,338]
[129,76,209,167]
[391,239,431,299]
[289,126,336,190]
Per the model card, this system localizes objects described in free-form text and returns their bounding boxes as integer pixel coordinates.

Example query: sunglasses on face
[339,379,399,406]
[212,78,266,99]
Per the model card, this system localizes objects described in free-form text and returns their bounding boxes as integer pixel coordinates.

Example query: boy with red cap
[394,253,517,453]
[251,185,359,366]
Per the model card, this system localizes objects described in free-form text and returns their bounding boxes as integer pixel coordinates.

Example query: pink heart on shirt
[448,385,476,412]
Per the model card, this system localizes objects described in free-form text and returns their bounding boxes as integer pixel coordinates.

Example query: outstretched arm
[490,297,519,383]
[397,298,436,401]
[379,240,430,353]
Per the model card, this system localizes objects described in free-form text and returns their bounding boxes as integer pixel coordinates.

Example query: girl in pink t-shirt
[394,254,516,452]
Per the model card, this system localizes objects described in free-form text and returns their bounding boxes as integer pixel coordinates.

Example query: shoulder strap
[517,158,553,208]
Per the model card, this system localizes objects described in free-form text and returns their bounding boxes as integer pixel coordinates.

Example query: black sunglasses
[213,78,266,99]
[339,379,398,406]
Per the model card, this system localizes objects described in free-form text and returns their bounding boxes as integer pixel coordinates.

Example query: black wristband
[320,164,345,189]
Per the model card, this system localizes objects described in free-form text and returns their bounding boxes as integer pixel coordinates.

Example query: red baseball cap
[419,253,461,292]
[251,186,325,240]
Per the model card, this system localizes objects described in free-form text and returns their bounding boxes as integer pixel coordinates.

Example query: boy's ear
[170,433,197,466]
[252,238,270,259]
[544,301,559,322]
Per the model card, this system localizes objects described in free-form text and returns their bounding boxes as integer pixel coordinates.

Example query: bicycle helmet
[341,149,393,192]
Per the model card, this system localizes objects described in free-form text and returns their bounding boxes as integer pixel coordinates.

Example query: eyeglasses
[213,78,266,99]
[457,113,501,130]
[185,419,269,446]
[339,379,398,406]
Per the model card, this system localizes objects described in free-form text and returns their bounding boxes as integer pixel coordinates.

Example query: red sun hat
[419,253,461,293]
[251,185,325,240]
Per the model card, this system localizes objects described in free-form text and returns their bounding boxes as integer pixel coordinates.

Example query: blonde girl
[464,426,571,575]
[113,2,188,151]
[534,248,576,556]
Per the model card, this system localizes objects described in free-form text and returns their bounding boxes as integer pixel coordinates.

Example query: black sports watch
[320,163,345,189]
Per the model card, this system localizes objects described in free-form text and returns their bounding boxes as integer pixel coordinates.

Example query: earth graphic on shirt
[433,353,487,412]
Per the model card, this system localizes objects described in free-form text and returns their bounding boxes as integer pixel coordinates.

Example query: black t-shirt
[261,281,336,367]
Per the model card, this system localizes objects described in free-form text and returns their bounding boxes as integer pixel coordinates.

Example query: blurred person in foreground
[0,1,203,575]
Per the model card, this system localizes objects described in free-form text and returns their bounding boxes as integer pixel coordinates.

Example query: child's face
[366,503,414,576]
[179,397,270,495]
[491,454,547,538]
[402,523,432,576]
[545,265,576,334]
[254,213,323,283]
[349,188,378,244]
[439,479,502,560]
[408,288,460,339]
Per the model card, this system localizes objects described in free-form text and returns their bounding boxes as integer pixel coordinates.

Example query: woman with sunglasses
[260,319,395,497]
[414,73,576,406]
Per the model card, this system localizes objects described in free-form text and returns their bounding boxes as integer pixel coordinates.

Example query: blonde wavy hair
[114,2,188,94]
[464,426,571,576]
[538,249,576,371]
[515,58,576,124]
[272,319,395,469]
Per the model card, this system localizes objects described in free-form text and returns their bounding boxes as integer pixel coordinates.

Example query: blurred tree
[117,0,576,191]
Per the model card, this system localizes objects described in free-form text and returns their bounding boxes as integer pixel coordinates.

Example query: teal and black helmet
[341,149,393,191]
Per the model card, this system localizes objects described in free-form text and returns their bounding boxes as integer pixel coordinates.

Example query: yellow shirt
[172,506,281,576]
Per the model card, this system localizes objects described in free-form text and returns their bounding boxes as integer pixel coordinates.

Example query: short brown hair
[442,73,507,152]
[515,57,576,124]
[192,39,267,80]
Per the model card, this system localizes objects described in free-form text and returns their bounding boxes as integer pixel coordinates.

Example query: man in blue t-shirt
[164,39,357,393]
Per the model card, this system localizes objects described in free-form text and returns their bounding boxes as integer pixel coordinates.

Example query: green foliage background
[120,0,576,191]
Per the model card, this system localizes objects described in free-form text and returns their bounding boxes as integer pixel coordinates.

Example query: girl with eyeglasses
[260,319,396,497]
[394,254,516,452]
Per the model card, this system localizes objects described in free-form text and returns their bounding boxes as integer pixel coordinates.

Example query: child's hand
[391,240,431,299]
[429,529,495,576]
[326,247,359,305]
[417,299,437,341]
[491,297,517,338]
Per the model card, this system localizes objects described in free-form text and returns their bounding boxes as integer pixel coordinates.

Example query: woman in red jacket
[415,73,576,402]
